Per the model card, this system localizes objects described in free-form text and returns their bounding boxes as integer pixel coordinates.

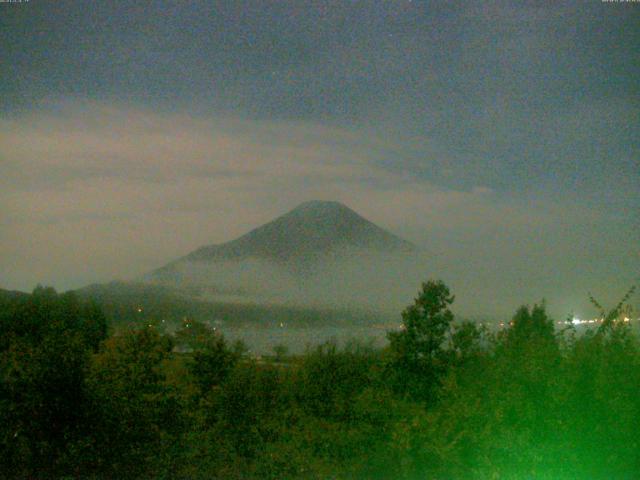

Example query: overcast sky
[1,1,638,318]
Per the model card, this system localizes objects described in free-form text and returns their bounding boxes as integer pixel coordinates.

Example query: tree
[174,319,240,393]
[84,328,181,478]
[450,320,485,363]
[589,284,636,333]
[503,302,555,349]
[387,280,455,401]
[296,340,377,421]
[0,287,108,478]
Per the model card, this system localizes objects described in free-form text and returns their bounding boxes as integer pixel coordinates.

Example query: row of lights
[136,305,635,330]
[566,317,632,326]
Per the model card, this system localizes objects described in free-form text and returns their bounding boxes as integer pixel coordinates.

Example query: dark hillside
[153,201,416,280]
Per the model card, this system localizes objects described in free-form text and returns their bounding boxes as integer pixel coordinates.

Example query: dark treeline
[1,282,639,479]
[76,281,387,329]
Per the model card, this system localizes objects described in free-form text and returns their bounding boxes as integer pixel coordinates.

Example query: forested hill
[74,281,387,328]
[0,288,29,304]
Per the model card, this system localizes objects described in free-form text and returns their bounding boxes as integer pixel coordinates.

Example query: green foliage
[502,302,556,348]
[1,281,639,479]
[391,301,640,479]
[0,287,108,478]
[590,284,637,332]
[450,320,487,366]
[83,328,182,478]
[560,322,640,478]
[174,319,240,393]
[296,340,378,421]
[387,279,455,401]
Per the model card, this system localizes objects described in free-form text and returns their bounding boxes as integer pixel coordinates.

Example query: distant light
[572,317,581,325]
[137,308,142,313]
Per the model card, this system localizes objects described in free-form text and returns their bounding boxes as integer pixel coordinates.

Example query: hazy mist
[1,1,638,320]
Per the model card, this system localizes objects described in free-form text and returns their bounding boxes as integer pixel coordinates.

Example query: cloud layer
[1,102,637,318]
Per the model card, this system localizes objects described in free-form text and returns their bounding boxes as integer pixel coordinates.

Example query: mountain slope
[173,200,415,267]
[147,201,423,309]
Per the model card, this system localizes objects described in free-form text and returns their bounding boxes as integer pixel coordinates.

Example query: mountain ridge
[158,201,416,273]
[146,201,425,310]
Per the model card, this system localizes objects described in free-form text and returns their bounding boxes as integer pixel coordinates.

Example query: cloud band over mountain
[1,102,636,318]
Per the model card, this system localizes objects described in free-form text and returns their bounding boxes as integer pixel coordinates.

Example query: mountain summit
[177,201,415,265]
[148,201,423,309]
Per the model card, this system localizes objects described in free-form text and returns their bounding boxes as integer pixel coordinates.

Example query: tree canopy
[1,282,638,479]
